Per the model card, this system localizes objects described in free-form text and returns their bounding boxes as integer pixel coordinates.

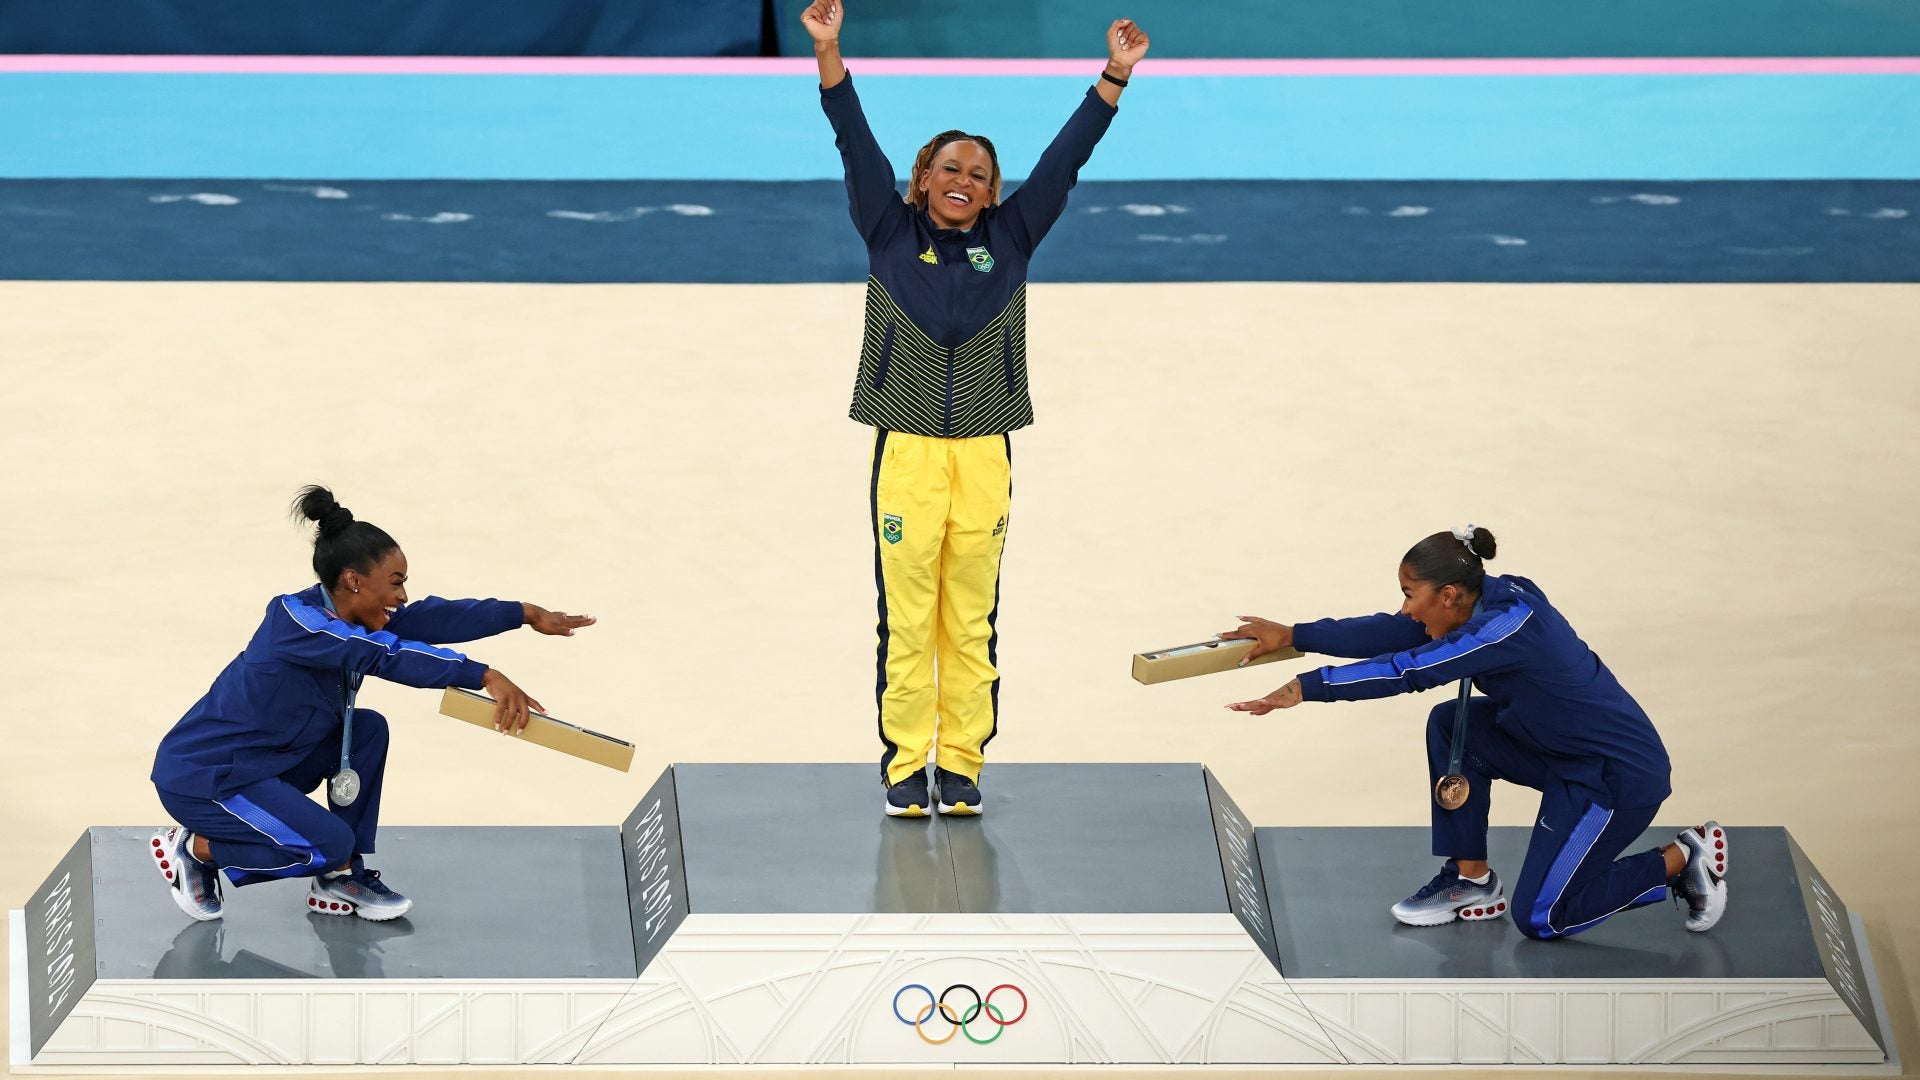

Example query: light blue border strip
[3,73,1916,179]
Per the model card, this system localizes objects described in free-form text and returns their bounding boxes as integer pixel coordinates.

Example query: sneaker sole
[151,830,221,923]
[1691,822,1728,879]
[307,892,413,921]
[1393,896,1507,927]
[884,801,929,818]
[937,802,982,816]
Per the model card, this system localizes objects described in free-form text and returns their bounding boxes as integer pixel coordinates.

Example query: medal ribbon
[317,587,357,782]
[1445,676,1472,779]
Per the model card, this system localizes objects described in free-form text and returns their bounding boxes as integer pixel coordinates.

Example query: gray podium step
[90,826,635,982]
[1256,825,1888,1065]
[665,763,1232,914]
[1262,825,1820,980]
[619,762,1271,978]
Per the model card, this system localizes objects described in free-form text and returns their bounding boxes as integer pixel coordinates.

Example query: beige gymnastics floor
[2,281,1916,1079]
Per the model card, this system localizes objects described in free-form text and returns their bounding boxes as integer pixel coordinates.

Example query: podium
[12,764,1893,1068]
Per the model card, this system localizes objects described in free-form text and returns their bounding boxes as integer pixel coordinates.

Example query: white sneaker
[1673,822,1728,932]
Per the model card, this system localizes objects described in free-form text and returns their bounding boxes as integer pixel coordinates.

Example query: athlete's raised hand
[801,0,841,44]
[1107,18,1149,72]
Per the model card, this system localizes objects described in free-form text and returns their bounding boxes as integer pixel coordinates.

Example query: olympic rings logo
[891,983,1028,1045]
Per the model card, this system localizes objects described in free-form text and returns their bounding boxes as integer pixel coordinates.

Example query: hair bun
[1469,526,1498,561]
[291,483,354,536]
[320,504,354,535]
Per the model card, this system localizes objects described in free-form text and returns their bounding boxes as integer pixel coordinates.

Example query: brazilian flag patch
[882,514,903,544]
[967,246,994,273]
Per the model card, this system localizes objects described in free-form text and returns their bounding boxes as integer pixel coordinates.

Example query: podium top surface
[1260,825,1826,981]
[671,763,1232,914]
[88,826,637,980]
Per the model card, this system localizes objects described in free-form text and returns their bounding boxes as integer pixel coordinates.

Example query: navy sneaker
[1390,859,1507,926]
[933,767,983,816]
[307,856,413,921]
[885,770,931,818]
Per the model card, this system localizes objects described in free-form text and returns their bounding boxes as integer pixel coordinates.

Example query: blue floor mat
[2,179,1913,282]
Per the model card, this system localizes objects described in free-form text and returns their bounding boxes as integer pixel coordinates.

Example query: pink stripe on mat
[2,55,1918,76]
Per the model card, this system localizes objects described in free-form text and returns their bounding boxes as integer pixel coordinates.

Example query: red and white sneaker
[306,857,413,921]
[1390,861,1508,926]
[1673,821,1728,932]
[151,826,222,922]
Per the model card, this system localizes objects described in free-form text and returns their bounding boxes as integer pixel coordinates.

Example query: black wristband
[1100,70,1129,88]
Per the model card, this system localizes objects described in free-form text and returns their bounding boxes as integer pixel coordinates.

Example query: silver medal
[329,768,361,807]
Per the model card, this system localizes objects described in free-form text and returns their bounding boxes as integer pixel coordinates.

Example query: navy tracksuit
[151,585,521,885]
[1294,574,1674,939]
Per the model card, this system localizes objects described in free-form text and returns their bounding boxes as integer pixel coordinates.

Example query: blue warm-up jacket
[1292,574,1672,808]
[821,74,1116,438]
[152,584,523,799]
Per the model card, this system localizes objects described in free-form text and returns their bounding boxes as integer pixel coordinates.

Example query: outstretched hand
[523,604,596,637]
[1226,678,1304,716]
[801,0,841,44]
[1107,18,1149,71]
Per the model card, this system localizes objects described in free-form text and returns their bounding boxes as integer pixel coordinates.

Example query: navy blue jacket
[820,74,1116,437]
[152,585,523,799]
[1293,574,1672,808]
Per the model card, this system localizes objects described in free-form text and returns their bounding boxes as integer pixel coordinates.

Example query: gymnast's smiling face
[1399,562,1473,640]
[338,549,409,633]
[919,140,996,231]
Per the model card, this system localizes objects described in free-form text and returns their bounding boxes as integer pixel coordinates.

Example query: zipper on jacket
[943,344,956,435]
[942,247,959,435]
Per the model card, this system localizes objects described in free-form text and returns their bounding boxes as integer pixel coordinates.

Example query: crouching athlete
[1224,526,1728,938]
[148,485,594,922]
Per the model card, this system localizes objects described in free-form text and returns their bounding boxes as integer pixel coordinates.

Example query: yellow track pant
[871,430,1012,786]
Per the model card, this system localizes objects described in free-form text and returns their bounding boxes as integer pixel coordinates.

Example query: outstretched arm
[1227,599,1534,714]
[383,596,521,645]
[998,18,1149,252]
[1290,612,1430,659]
[270,594,488,689]
[1220,612,1427,662]
[1299,599,1536,703]
[805,0,907,245]
[387,597,596,645]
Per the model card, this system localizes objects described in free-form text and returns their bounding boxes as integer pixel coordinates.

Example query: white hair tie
[1451,523,1479,557]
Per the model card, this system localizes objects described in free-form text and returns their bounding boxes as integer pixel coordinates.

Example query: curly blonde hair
[906,130,1002,211]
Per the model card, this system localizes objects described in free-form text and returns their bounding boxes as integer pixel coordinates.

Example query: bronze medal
[1434,677,1473,811]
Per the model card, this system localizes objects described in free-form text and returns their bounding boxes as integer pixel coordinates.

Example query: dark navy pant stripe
[871,429,895,783]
